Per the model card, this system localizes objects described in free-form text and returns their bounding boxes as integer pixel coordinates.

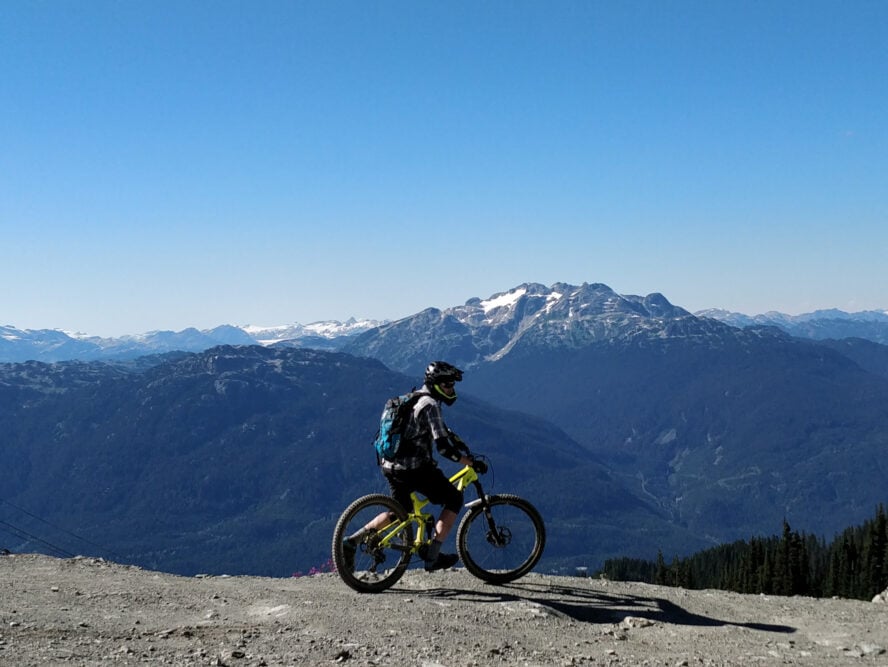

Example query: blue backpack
[373,391,429,461]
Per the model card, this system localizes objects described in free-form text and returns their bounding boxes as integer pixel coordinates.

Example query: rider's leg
[422,476,464,570]
[384,465,462,568]
[423,508,458,562]
[349,468,413,542]
[347,511,396,542]
[434,508,458,542]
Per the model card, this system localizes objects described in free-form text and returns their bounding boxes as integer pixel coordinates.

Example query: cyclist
[346,361,487,572]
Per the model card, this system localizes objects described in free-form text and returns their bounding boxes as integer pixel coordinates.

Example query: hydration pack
[373,391,428,461]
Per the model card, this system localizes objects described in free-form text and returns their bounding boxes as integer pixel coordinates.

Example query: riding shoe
[341,538,357,572]
[424,552,459,572]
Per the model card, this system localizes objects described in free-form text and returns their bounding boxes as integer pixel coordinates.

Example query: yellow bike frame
[376,465,480,554]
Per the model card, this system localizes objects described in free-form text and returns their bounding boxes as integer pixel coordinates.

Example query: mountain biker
[346,361,487,572]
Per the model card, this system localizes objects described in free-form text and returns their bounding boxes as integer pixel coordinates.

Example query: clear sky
[2,1,886,336]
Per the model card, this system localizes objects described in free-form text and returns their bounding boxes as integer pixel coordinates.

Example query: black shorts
[383,465,464,514]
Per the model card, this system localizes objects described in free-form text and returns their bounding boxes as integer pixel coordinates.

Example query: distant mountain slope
[0,319,384,362]
[467,328,888,543]
[697,308,888,344]
[0,346,703,576]
[814,337,888,380]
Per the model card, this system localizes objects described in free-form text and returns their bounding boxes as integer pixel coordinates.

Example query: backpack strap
[411,392,435,418]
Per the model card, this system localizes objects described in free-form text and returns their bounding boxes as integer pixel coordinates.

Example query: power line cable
[0,519,74,558]
[0,498,125,562]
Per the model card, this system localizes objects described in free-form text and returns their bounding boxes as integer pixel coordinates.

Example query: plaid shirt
[381,388,449,471]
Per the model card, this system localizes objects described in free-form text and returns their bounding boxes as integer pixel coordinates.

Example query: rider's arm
[424,402,474,466]
[445,429,476,467]
[434,436,473,465]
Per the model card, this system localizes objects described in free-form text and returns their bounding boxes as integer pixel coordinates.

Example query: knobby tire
[456,493,545,584]
[331,494,414,594]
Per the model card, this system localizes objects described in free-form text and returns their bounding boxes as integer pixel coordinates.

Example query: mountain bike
[331,459,545,593]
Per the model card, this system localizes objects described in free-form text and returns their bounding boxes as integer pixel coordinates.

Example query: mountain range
[3,281,888,576]
[3,289,888,364]
[0,319,384,363]
[698,307,888,344]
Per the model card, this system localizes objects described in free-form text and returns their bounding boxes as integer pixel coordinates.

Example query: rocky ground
[1,553,887,666]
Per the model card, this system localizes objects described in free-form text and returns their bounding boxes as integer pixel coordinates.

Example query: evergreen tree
[655,550,667,585]
[600,507,888,602]
[865,504,887,596]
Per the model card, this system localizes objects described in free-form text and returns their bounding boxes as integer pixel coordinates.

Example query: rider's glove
[471,458,488,474]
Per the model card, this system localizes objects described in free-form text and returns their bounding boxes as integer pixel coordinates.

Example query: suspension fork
[465,480,509,547]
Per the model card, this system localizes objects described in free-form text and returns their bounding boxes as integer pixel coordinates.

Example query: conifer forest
[600,505,888,601]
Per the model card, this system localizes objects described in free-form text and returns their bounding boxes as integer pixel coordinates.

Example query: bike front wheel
[331,494,414,593]
[456,493,545,584]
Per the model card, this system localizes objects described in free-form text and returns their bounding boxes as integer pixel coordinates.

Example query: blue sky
[2,1,886,336]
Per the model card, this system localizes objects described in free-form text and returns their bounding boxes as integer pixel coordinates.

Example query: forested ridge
[600,505,888,601]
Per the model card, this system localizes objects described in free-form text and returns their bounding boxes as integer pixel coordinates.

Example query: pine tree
[789,530,808,595]
[839,534,859,598]
[655,550,667,585]
[775,520,792,595]
[873,504,886,593]
[669,556,681,587]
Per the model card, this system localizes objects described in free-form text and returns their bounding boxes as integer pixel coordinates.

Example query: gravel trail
[2,554,886,666]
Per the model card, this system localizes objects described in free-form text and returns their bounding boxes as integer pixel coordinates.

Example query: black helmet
[425,360,463,384]
[424,361,463,405]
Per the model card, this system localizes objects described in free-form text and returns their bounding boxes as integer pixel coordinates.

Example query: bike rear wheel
[331,494,414,593]
[456,493,545,584]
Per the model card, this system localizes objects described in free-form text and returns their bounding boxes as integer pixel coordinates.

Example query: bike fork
[466,491,508,548]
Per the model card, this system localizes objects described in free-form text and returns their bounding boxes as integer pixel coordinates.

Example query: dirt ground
[1,553,886,666]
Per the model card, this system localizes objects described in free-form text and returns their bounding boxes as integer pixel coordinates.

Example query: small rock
[859,643,886,656]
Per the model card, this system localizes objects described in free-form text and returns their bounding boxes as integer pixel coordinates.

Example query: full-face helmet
[424,361,463,405]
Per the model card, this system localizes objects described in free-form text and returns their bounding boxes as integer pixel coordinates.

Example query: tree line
[599,504,888,601]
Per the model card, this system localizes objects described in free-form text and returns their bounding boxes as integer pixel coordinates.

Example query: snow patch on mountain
[480,287,527,313]
[242,318,385,345]
[545,292,563,313]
